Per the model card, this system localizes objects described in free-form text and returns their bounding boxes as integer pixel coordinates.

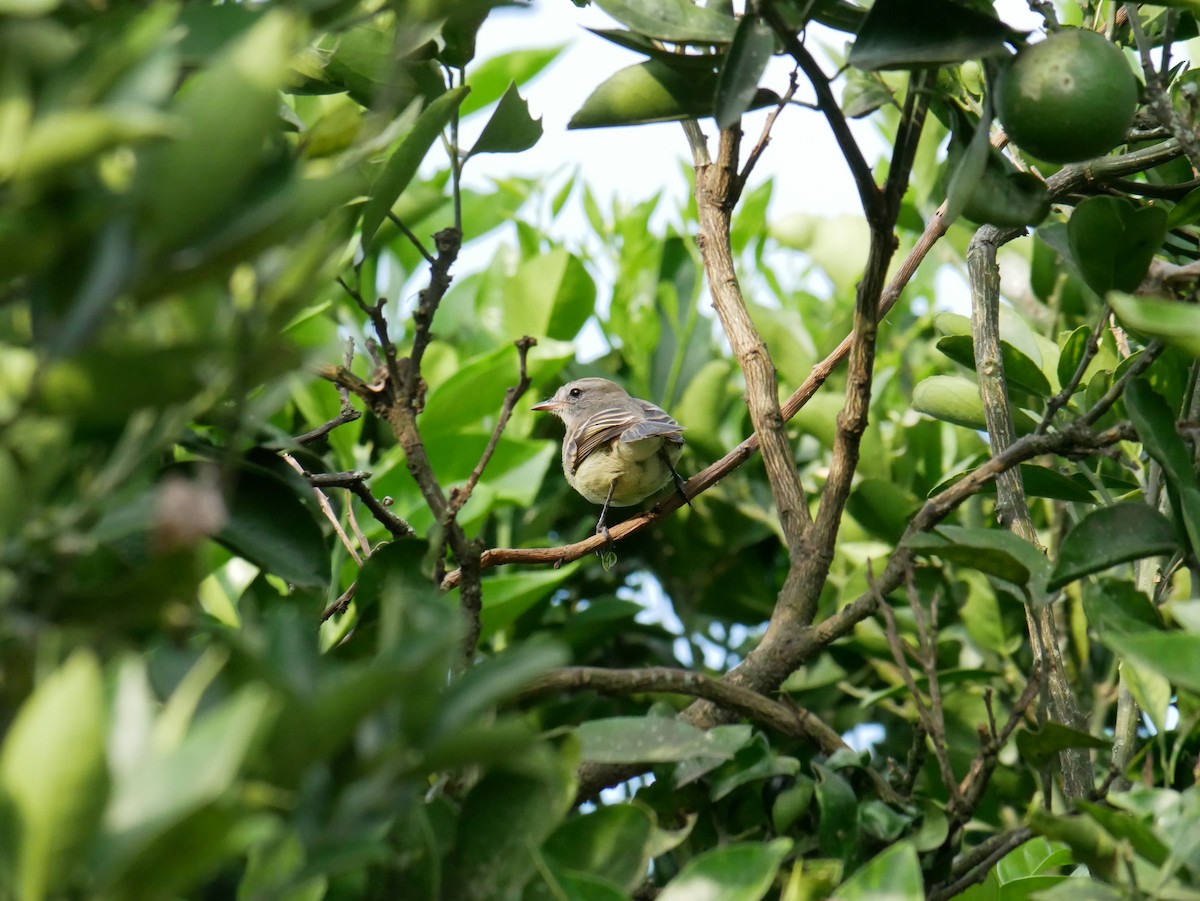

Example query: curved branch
[528,665,902,805]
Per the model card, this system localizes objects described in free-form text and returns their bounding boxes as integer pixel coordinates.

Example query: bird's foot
[595,518,617,571]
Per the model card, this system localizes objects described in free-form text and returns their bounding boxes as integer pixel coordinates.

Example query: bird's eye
[568,387,582,399]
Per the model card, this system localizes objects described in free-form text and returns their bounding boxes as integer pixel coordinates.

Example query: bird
[532,378,689,541]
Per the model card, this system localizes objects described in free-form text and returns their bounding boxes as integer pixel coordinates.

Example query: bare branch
[930,827,1035,901]
[388,212,435,264]
[969,226,1091,799]
[307,470,414,540]
[737,68,800,190]
[445,336,537,520]
[694,127,812,561]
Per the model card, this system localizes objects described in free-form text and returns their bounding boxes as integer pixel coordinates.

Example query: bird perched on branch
[532,378,689,541]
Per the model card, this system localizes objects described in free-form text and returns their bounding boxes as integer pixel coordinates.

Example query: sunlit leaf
[658,838,792,901]
[468,81,542,156]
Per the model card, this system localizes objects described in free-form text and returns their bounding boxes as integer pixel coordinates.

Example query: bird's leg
[663,451,692,508]
[595,479,617,549]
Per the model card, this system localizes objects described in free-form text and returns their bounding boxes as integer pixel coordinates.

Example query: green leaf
[461,46,564,118]
[468,81,542,157]
[0,651,108,901]
[658,839,792,901]
[501,247,596,341]
[1056,325,1093,392]
[944,112,1050,228]
[361,86,469,247]
[1075,801,1168,867]
[0,0,58,14]
[1016,723,1110,767]
[715,13,775,129]
[140,10,298,252]
[1101,629,1200,696]
[430,641,567,743]
[814,763,857,861]
[99,684,274,886]
[943,109,993,227]
[912,374,1037,433]
[569,59,778,129]
[936,335,1052,397]
[217,465,329,589]
[593,0,736,43]
[1066,197,1168,296]
[1109,292,1200,357]
[849,0,1021,70]
[478,566,580,640]
[771,776,815,834]
[586,28,725,67]
[1026,810,1120,881]
[907,525,1050,592]
[543,805,655,892]
[835,842,923,900]
[846,478,920,543]
[14,107,178,183]
[1125,378,1200,555]
[1048,503,1179,590]
[577,717,734,764]
[442,751,574,901]
[1126,378,1199,490]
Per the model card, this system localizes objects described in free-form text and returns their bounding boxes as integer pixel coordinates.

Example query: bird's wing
[565,408,644,473]
[623,401,684,447]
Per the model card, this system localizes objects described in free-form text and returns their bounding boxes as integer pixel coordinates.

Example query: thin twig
[737,67,800,190]
[308,470,415,540]
[388,212,435,264]
[298,340,363,445]
[1082,340,1164,426]
[879,598,965,812]
[930,827,1035,901]
[320,582,357,622]
[445,336,537,520]
[284,453,363,564]
[1038,310,1109,433]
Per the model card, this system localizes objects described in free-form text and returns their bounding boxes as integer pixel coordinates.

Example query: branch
[879,599,964,812]
[526,665,901,805]
[929,827,1034,901]
[692,126,812,558]
[442,336,536,658]
[445,336,536,520]
[1126,4,1200,172]
[807,73,930,623]
[1038,310,1108,433]
[297,339,363,445]
[969,226,1091,800]
[737,67,800,190]
[307,470,414,540]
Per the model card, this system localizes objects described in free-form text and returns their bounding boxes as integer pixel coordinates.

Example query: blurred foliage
[3,0,1200,898]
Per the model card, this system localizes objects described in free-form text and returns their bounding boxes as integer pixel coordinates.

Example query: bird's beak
[530,399,558,412]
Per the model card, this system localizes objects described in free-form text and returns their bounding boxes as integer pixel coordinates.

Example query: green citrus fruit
[996,29,1139,164]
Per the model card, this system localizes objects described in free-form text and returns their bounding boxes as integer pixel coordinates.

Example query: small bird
[532,378,688,540]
